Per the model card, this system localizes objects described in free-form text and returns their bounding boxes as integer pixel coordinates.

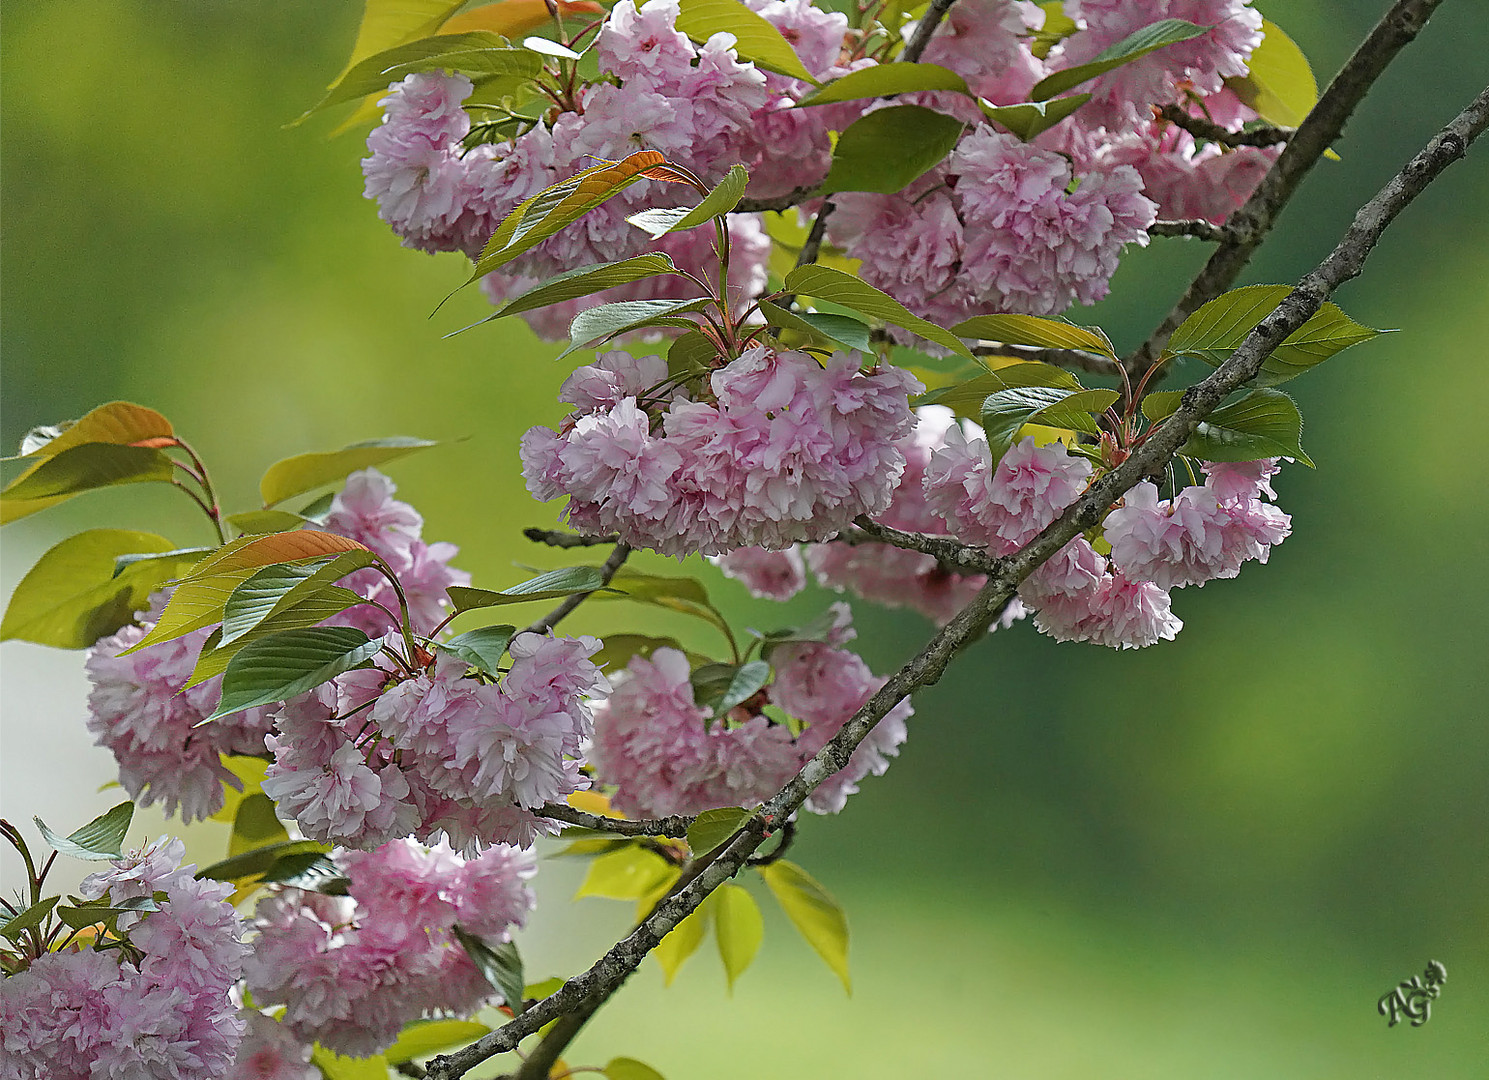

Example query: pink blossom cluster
[242,838,535,1058]
[0,838,247,1079]
[82,470,466,824]
[262,631,607,853]
[590,606,911,816]
[832,129,1157,327]
[522,346,921,555]
[86,596,276,823]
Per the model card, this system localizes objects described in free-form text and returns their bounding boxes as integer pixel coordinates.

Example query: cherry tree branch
[524,527,621,548]
[1149,219,1231,242]
[1155,104,1294,147]
[535,803,694,837]
[971,341,1121,375]
[841,517,999,575]
[427,81,1489,1080]
[902,0,959,63]
[737,185,822,213]
[1124,0,1449,376]
[522,541,632,635]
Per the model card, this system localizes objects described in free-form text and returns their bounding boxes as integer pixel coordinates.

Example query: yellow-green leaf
[713,882,763,992]
[820,105,965,197]
[1228,18,1317,128]
[228,793,289,857]
[604,1057,667,1080]
[654,900,710,984]
[312,1047,390,1080]
[210,755,270,824]
[1,444,175,523]
[794,62,969,106]
[784,265,972,360]
[575,846,678,901]
[0,530,197,648]
[686,807,752,856]
[386,1018,491,1064]
[758,859,850,992]
[259,436,437,507]
[950,313,1116,358]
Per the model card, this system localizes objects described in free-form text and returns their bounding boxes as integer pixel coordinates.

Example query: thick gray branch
[427,83,1487,1080]
[1125,0,1448,376]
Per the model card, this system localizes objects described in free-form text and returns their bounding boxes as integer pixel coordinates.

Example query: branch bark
[1124,0,1449,376]
[524,527,620,548]
[1155,104,1294,147]
[1149,219,1231,242]
[535,802,693,838]
[521,541,632,635]
[427,80,1488,1080]
[841,517,998,575]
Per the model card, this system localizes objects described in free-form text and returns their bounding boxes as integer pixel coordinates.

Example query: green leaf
[575,846,677,901]
[1,530,199,649]
[453,929,526,1012]
[692,659,771,720]
[55,896,161,929]
[783,265,973,360]
[604,1057,667,1080]
[1140,390,1184,422]
[211,755,270,824]
[756,300,872,353]
[34,801,134,862]
[1228,18,1317,128]
[1031,1,1078,59]
[795,62,969,106]
[126,532,376,654]
[668,329,722,374]
[196,839,330,883]
[311,1047,390,1080]
[758,859,850,992]
[950,313,1116,358]
[299,32,541,120]
[266,853,348,893]
[436,624,517,676]
[219,554,373,646]
[206,626,380,722]
[473,254,682,326]
[1,896,59,940]
[259,435,437,507]
[595,568,733,640]
[979,386,1118,466]
[654,902,710,984]
[627,165,750,238]
[1,444,174,523]
[1165,284,1386,385]
[228,793,290,858]
[820,105,964,196]
[1176,388,1313,466]
[713,882,764,991]
[915,364,1083,419]
[978,93,1092,140]
[225,509,311,535]
[686,807,752,856]
[675,0,818,83]
[472,151,677,279]
[557,298,715,361]
[386,1018,492,1065]
[1032,18,1208,100]
[447,566,611,612]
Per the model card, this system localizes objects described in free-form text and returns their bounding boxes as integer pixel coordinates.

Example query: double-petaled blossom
[523,346,921,556]
[241,839,535,1058]
[1,838,248,1079]
[590,607,911,816]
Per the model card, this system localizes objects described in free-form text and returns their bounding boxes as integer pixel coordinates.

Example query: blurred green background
[2,1,1486,1076]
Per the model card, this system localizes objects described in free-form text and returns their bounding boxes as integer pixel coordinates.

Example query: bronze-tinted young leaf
[627,164,750,238]
[1032,18,1207,100]
[713,882,764,992]
[0,530,199,649]
[1227,18,1317,128]
[1,444,175,524]
[472,151,672,278]
[205,626,380,722]
[758,859,850,992]
[795,62,969,106]
[757,300,872,353]
[1165,284,1385,385]
[259,436,437,507]
[556,297,715,361]
[447,566,611,612]
[675,0,818,83]
[783,265,973,359]
[436,624,517,677]
[1176,388,1314,466]
[978,93,1092,140]
[4,401,174,464]
[34,800,134,862]
[820,105,964,197]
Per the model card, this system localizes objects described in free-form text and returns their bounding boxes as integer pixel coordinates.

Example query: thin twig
[1155,104,1294,147]
[902,0,958,63]
[746,818,797,867]
[737,185,822,214]
[1149,219,1232,242]
[426,83,1489,1080]
[523,527,620,548]
[522,542,632,635]
[536,803,694,838]
[1124,0,1448,377]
